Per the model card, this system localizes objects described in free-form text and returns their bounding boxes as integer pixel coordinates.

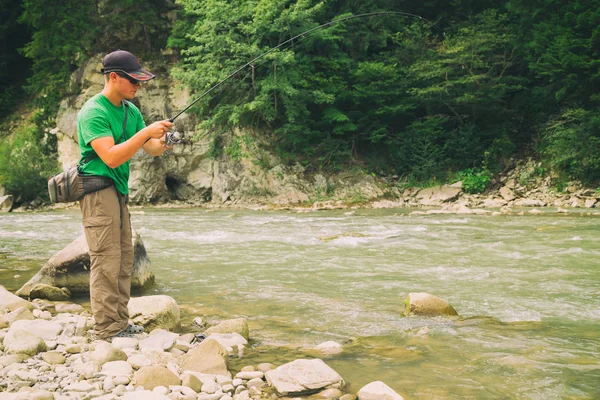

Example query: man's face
[113,72,141,99]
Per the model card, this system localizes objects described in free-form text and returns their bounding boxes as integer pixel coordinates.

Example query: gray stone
[16,231,154,298]
[29,284,71,301]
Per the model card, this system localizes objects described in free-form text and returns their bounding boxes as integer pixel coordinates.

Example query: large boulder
[265,358,345,396]
[0,285,32,312]
[16,230,154,298]
[128,295,180,331]
[404,292,458,317]
[416,185,461,206]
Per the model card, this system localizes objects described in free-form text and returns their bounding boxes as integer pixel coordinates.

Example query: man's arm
[91,120,172,168]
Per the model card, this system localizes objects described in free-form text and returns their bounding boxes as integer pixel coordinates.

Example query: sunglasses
[116,72,140,85]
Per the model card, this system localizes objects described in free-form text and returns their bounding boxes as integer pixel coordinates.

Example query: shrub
[0,123,58,203]
[457,168,492,194]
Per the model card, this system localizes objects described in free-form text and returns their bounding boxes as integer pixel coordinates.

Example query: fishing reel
[165,130,184,146]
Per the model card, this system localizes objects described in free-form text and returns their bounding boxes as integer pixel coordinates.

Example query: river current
[1,208,599,399]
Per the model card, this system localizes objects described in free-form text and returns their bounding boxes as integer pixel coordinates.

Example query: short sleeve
[80,110,113,145]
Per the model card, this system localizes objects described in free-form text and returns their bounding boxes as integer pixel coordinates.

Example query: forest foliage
[1,0,599,202]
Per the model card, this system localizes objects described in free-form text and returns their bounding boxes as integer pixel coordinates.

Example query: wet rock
[178,338,229,376]
[314,341,343,355]
[204,318,249,340]
[29,283,71,301]
[128,295,180,331]
[357,381,404,400]
[265,358,345,396]
[133,365,181,390]
[16,230,154,298]
[404,292,458,317]
[204,333,247,355]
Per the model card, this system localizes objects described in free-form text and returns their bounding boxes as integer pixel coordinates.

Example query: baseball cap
[101,50,156,82]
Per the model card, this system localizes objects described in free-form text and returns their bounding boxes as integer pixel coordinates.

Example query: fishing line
[168,10,441,123]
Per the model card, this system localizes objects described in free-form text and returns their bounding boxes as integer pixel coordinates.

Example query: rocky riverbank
[1,286,457,400]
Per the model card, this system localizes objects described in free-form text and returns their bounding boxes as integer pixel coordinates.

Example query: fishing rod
[165,10,440,145]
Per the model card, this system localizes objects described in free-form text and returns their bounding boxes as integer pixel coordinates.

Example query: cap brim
[124,69,156,82]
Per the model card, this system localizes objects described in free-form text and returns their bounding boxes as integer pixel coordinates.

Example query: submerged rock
[16,230,154,298]
[204,317,249,340]
[404,292,458,317]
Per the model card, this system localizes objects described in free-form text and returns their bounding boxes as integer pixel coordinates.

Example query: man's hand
[145,120,173,140]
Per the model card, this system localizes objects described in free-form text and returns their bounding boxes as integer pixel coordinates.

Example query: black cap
[101,50,156,82]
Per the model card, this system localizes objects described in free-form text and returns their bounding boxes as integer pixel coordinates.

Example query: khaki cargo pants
[80,186,133,339]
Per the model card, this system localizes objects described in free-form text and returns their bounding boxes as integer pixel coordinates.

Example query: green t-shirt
[77,93,146,195]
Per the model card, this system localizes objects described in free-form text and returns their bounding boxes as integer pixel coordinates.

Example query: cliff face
[52,55,382,206]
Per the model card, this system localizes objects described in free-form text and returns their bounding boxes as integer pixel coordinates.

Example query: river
[1,207,599,399]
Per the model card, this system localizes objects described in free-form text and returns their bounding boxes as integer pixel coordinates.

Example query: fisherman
[77,50,173,340]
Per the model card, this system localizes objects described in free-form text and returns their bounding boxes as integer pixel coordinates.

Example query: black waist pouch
[48,167,113,203]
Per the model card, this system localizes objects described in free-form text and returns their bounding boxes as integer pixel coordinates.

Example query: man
[77,50,173,340]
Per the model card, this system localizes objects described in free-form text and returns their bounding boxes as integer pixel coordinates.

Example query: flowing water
[1,208,599,399]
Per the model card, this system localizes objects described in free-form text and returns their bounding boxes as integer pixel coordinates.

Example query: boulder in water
[404,292,458,317]
[16,230,154,298]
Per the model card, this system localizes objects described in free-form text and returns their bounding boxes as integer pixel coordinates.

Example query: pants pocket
[83,216,113,253]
